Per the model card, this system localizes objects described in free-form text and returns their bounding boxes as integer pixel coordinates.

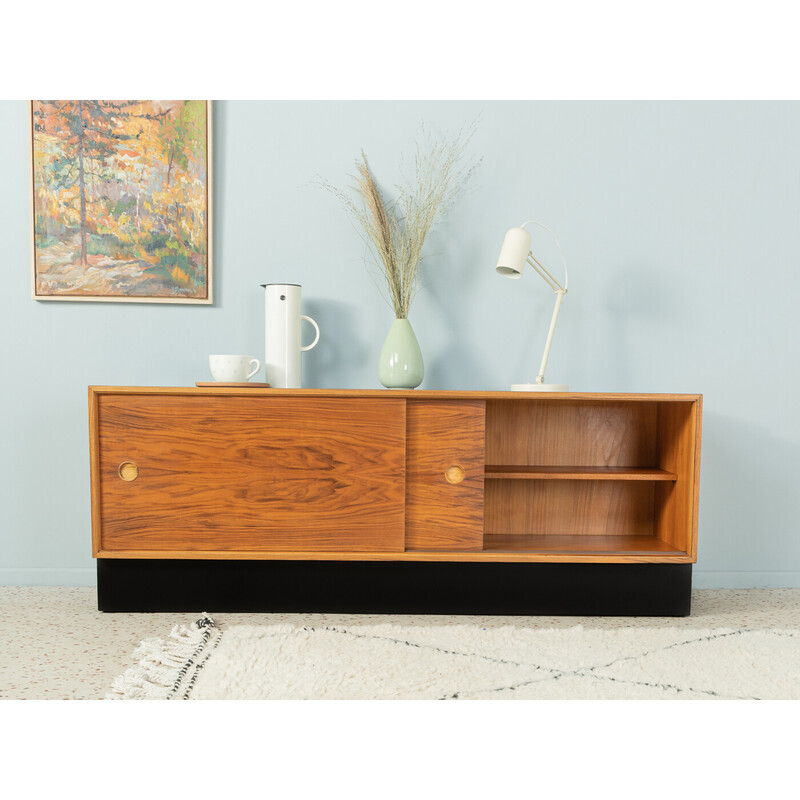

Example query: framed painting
[30,100,212,303]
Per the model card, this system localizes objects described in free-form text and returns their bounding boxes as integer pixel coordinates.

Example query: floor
[2,586,799,699]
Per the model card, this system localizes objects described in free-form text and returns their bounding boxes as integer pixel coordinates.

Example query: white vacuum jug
[261,283,320,388]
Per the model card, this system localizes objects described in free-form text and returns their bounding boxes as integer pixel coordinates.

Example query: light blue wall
[2,100,798,587]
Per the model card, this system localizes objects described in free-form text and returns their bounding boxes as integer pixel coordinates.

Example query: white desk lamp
[496,221,569,391]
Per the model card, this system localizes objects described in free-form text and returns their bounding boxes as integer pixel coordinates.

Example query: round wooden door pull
[118,461,139,481]
[444,465,466,484]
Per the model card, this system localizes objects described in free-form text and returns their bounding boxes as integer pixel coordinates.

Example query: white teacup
[209,354,261,382]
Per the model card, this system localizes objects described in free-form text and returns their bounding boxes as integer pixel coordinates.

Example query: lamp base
[511,383,569,392]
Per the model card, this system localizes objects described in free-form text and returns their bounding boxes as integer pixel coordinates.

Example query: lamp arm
[536,289,567,385]
[519,220,569,385]
[527,253,565,292]
[521,220,569,291]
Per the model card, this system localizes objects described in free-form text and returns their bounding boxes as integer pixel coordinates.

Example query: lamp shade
[496,227,532,278]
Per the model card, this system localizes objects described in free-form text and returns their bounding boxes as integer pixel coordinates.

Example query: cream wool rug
[107,614,800,700]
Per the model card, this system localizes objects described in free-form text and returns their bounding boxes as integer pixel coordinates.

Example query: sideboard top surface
[89,386,702,402]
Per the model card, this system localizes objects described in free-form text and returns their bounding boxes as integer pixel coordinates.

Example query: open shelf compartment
[481,398,700,558]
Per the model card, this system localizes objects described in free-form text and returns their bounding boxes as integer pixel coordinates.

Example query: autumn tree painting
[31,100,211,302]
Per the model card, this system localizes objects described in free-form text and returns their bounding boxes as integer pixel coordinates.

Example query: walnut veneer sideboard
[89,387,702,614]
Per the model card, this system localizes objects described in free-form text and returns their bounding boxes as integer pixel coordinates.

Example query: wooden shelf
[483,534,687,556]
[484,465,678,481]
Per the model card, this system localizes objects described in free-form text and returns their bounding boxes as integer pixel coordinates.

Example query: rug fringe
[106,613,217,700]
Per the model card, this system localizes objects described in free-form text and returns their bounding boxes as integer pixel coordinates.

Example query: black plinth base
[97,559,692,616]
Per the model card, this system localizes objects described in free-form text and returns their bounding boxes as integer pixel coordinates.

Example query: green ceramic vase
[378,318,424,389]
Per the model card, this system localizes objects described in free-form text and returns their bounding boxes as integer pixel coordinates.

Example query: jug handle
[301,316,320,351]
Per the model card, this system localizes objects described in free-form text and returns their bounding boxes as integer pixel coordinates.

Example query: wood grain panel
[485,466,677,480]
[89,386,703,402]
[95,547,692,563]
[485,399,657,467]
[405,400,485,550]
[89,387,101,556]
[655,399,701,558]
[483,534,684,555]
[484,480,655,538]
[95,395,406,553]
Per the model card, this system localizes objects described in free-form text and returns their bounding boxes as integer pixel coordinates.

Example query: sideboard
[89,387,702,614]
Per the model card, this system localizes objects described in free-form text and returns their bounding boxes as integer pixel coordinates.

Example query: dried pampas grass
[325,123,480,319]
